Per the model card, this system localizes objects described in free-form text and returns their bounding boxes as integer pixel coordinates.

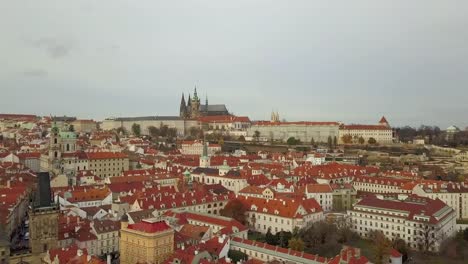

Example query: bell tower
[191,87,201,118]
[48,122,62,171]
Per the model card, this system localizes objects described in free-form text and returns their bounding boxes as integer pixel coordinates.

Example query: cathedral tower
[179,93,187,118]
[190,87,201,118]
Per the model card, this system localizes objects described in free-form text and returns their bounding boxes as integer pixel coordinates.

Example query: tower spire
[180,93,187,118]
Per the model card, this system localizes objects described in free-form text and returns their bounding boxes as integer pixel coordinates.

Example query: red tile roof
[128,219,171,233]
[197,115,251,123]
[253,121,339,126]
[341,124,390,130]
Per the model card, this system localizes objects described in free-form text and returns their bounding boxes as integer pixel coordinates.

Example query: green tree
[254,130,261,142]
[310,137,315,146]
[288,237,305,251]
[228,250,248,263]
[69,124,75,132]
[131,123,141,136]
[238,135,245,142]
[287,137,298,146]
[368,137,377,144]
[358,136,365,144]
[265,228,278,245]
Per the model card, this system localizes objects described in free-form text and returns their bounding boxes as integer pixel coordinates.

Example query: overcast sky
[1,1,467,128]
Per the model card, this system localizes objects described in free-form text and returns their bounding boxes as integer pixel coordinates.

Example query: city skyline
[1,1,468,128]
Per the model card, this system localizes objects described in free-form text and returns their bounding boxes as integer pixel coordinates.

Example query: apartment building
[239,197,324,234]
[412,182,468,220]
[120,217,174,264]
[348,195,457,252]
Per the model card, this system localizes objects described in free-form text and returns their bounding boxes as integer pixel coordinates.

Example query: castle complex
[179,87,230,118]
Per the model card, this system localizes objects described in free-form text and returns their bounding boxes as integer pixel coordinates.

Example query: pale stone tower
[190,87,201,118]
[199,141,210,168]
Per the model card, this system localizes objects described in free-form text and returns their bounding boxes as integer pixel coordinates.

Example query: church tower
[190,87,201,118]
[179,93,187,118]
[199,141,210,168]
[48,122,62,170]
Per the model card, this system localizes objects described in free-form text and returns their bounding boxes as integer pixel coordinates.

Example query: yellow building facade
[120,217,174,264]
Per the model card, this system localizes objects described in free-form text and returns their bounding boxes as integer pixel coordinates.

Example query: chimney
[6,180,10,188]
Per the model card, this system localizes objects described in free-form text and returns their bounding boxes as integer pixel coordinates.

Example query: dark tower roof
[179,93,187,117]
[34,172,53,208]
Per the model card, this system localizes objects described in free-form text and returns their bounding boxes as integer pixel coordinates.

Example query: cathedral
[179,87,230,118]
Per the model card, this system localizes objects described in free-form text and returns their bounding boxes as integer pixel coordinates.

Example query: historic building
[180,87,230,118]
[119,217,174,264]
[29,172,59,258]
[348,194,456,252]
[339,116,394,144]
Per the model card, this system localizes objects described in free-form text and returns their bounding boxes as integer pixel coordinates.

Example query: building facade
[248,121,340,143]
[120,217,174,264]
[179,87,230,119]
[348,195,457,252]
[339,117,393,144]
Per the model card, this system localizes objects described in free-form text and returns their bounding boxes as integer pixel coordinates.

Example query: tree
[148,126,160,138]
[116,127,127,136]
[288,237,305,251]
[327,136,333,149]
[287,137,298,146]
[392,238,408,262]
[167,128,177,138]
[265,228,278,245]
[368,137,377,144]
[368,230,392,264]
[160,124,169,137]
[254,130,261,142]
[228,250,248,263]
[238,135,245,142]
[341,134,352,144]
[69,124,75,132]
[358,136,365,145]
[464,228,468,241]
[131,123,141,136]
[276,231,292,248]
[220,199,247,225]
[310,137,315,146]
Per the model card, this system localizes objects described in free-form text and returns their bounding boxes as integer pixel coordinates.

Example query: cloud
[22,69,48,77]
[32,37,74,59]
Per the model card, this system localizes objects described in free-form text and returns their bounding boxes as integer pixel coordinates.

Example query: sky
[1,1,467,128]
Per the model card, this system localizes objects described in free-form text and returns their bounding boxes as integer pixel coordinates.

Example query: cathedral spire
[205,94,208,107]
[179,93,187,118]
[193,86,199,101]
